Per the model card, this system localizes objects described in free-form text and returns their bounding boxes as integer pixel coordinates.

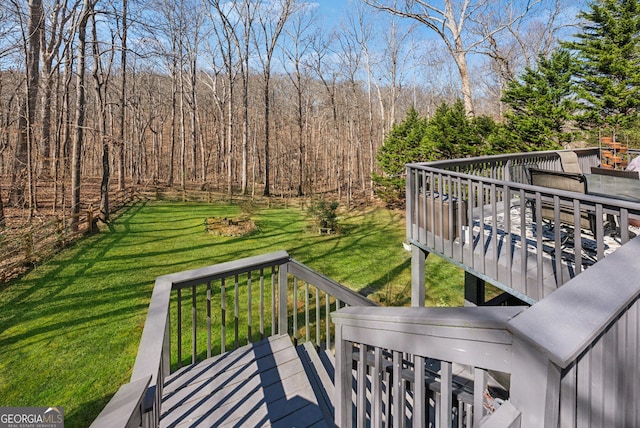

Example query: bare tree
[334,21,363,207]
[40,1,76,179]
[363,0,541,116]
[207,1,238,194]
[117,0,128,190]
[235,0,258,195]
[307,28,341,195]
[9,0,43,215]
[0,4,24,225]
[346,3,376,197]
[90,10,115,222]
[205,0,257,193]
[147,0,184,187]
[180,0,205,186]
[253,0,296,196]
[345,2,414,197]
[476,0,572,114]
[282,3,316,196]
[70,0,95,230]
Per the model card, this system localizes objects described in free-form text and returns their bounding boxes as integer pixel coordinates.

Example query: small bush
[308,199,339,233]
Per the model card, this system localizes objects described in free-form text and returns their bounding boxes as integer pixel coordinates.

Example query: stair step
[160,335,331,427]
[296,342,335,426]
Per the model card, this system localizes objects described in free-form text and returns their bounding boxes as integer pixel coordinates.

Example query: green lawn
[0,200,463,427]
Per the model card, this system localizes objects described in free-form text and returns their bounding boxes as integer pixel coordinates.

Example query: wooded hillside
[0,0,573,225]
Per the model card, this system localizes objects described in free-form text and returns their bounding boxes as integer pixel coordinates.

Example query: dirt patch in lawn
[204,216,257,236]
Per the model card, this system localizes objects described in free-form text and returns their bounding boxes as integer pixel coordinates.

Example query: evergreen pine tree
[373,103,497,207]
[425,100,495,158]
[501,49,578,150]
[372,107,429,207]
[563,0,640,129]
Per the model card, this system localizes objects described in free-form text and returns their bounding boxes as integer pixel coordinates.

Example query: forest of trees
[0,0,599,225]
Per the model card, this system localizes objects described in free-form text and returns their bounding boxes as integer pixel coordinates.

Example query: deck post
[406,166,415,241]
[464,271,485,306]
[411,244,426,307]
[334,322,352,427]
[509,337,561,428]
[278,263,288,336]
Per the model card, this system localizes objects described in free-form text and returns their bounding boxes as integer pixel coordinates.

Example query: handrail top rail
[508,236,640,368]
[332,305,524,329]
[407,162,640,211]
[89,375,151,428]
[157,250,291,289]
[287,258,379,308]
[332,306,524,372]
[406,147,598,170]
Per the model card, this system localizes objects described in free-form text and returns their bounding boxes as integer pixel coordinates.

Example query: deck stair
[160,334,334,427]
[158,331,512,427]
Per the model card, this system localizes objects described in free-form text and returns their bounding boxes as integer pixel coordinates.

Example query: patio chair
[558,151,582,173]
[528,167,596,235]
[508,162,538,185]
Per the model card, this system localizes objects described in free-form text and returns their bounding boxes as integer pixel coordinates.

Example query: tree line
[374,0,640,205]
[0,0,576,226]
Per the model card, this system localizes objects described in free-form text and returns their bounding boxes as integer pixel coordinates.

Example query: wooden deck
[160,335,333,427]
[419,198,629,303]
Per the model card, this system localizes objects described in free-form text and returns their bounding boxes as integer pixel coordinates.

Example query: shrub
[308,199,339,232]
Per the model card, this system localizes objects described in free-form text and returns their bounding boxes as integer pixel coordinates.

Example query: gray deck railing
[90,250,376,428]
[332,305,525,427]
[333,236,640,428]
[406,148,640,303]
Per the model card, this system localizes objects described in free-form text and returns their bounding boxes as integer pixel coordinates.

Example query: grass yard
[0,200,463,427]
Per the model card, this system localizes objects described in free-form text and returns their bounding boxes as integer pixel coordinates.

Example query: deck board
[160,335,328,427]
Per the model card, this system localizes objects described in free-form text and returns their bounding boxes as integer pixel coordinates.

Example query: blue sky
[314,0,349,26]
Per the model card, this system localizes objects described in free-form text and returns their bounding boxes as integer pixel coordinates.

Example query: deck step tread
[160,335,330,427]
[296,342,335,424]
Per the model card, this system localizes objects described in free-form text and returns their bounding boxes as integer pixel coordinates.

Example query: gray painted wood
[509,338,561,428]
[413,355,426,427]
[159,250,290,289]
[356,346,367,427]
[332,306,523,427]
[160,334,327,427]
[286,259,378,308]
[407,149,640,305]
[481,401,521,428]
[508,237,640,367]
[296,342,335,423]
[411,245,426,307]
[332,306,523,372]
[90,376,151,428]
[440,361,452,428]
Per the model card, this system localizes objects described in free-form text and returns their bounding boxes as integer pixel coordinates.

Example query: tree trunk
[263,75,270,196]
[71,0,92,231]
[226,65,234,196]
[168,35,177,186]
[118,0,128,191]
[91,13,110,223]
[179,61,186,190]
[10,0,43,212]
[454,50,475,117]
[189,56,198,183]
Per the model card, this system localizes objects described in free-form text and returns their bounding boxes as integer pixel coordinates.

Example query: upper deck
[405,148,640,304]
